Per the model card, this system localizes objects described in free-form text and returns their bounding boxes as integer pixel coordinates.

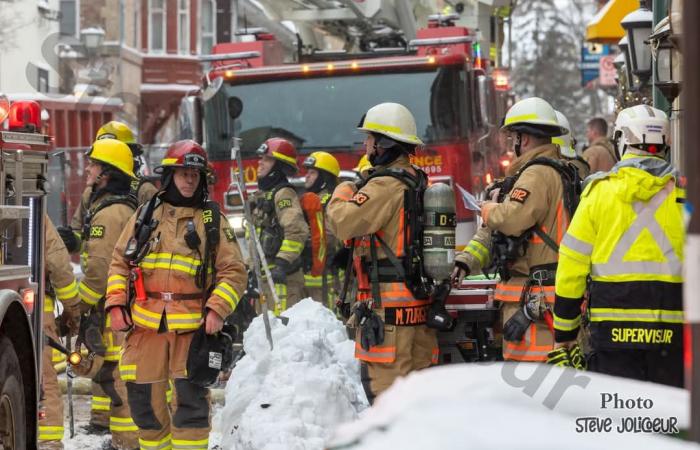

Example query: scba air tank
[422,182,456,281]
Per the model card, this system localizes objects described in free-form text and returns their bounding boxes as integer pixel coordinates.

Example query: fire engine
[0,95,49,449]
[181,7,512,363]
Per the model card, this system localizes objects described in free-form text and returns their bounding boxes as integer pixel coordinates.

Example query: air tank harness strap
[368,234,382,309]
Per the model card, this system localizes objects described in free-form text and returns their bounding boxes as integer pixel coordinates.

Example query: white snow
[212,298,368,450]
[328,363,698,450]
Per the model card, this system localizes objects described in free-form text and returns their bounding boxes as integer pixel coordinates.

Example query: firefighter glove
[358,304,385,351]
[270,258,289,284]
[503,305,533,342]
[546,347,571,367]
[568,344,587,370]
[57,226,80,253]
[450,261,470,288]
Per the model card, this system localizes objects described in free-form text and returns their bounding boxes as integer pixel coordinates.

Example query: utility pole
[682,0,700,444]
[652,0,670,114]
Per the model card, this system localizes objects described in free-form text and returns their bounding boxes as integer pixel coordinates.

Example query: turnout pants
[120,327,211,450]
[260,269,305,315]
[588,348,684,388]
[355,307,438,404]
[501,302,554,362]
[39,323,65,449]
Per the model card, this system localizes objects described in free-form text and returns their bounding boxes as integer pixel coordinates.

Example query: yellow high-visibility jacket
[554,153,685,350]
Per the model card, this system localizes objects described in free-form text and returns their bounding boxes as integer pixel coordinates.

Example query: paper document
[455,183,481,211]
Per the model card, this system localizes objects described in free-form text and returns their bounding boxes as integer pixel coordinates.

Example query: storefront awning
[586,0,640,44]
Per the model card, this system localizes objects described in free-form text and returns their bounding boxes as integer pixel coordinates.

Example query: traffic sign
[599,54,617,87]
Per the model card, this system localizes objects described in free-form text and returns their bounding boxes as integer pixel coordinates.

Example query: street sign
[580,43,610,87]
[599,54,617,87]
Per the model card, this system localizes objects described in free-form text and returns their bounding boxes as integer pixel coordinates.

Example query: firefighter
[301,151,340,308]
[106,140,247,450]
[553,105,684,386]
[582,117,617,173]
[71,138,139,448]
[353,154,372,179]
[554,110,590,179]
[39,216,81,449]
[326,102,438,403]
[57,121,158,254]
[251,138,308,314]
[451,97,572,363]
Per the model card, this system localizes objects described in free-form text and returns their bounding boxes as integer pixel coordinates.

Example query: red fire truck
[181,14,511,363]
[0,95,50,449]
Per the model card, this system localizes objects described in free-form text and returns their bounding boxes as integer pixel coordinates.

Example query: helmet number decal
[184,153,206,168]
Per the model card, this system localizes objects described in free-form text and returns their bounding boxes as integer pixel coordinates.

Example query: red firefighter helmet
[155,140,208,174]
[256,138,298,173]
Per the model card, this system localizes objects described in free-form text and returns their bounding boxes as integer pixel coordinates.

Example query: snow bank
[213,298,368,450]
[328,363,697,450]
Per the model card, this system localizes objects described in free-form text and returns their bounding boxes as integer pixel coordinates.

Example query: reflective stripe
[79,281,103,305]
[495,283,555,303]
[271,150,297,166]
[172,438,209,450]
[592,182,682,277]
[316,211,326,263]
[44,295,55,312]
[354,342,396,363]
[166,312,203,330]
[132,304,162,329]
[52,348,66,363]
[107,274,128,294]
[273,283,287,315]
[38,425,64,441]
[212,282,240,310]
[166,380,173,404]
[92,395,111,411]
[561,233,593,256]
[361,121,420,143]
[140,252,211,276]
[431,347,439,365]
[334,184,354,201]
[280,239,304,254]
[55,279,79,301]
[589,308,684,323]
[110,416,139,432]
[553,313,582,331]
[465,240,490,266]
[304,274,323,287]
[139,435,173,450]
[119,363,137,381]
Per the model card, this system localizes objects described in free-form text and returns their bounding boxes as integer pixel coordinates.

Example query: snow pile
[328,363,697,450]
[213,298,368,450]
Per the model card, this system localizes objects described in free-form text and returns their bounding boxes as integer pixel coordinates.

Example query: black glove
[336,299,352,320]
[568,344,587,370]
[546,347,571,367]
[57,226,80,253]
[503,305,533,342]
[270,258,289,284]
[330,247,350,271]
[427,283,454,331]
[358,304,385,351]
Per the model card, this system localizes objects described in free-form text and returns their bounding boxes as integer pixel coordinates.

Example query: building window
[133,0,141,49]
[149,0,166,53]
[200,0,216,55]
[59,0,78,37]
[178,0,190,54]
[37,68,49,93]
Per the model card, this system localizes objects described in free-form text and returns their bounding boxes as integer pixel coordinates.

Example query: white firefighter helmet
[501,97,567,137]
[552,110,577,158]
[613,105,669,157]
[357,102,424,146]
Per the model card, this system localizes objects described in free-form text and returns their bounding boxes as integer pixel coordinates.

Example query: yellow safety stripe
[172,438,209,450]
[38,425,65,441]
[79,281,103,306]
[166,381,173,404]
[107,274,128,294]
[105,345,122,362]
[280,239,304,254]
[553,313,582,331]
[273,283,287,316]
[166,312,203,331]
[362,121,420,143]
[589,308,684,323]
[92,395,111,411]
[55,279,79,301]
[304,274,323,288]
[212,282,240,310]
[271,151,297,166]
[552,137,565,146]
[161,157,178,165]
[52,348,66,363]
[44,295,55,312]
[465,240,490,267]
[140,435,173,450]
[132,304,162,330]
[119,363,137,381]
[315,212,326,263]
[140,252,212,276]
[110,416,139,432]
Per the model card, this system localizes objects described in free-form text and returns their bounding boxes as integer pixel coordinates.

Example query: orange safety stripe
[431,347,439,365]
[494,283,555,302]
[354,342,396,363]
[396,206,405,257]
[503,323,552,361]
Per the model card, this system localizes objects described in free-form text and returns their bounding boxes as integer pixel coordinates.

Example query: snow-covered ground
[328,363,697,450]
[211,298,368,449]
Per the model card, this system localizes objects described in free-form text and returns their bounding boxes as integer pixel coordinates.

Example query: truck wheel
[0,335,26,450]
